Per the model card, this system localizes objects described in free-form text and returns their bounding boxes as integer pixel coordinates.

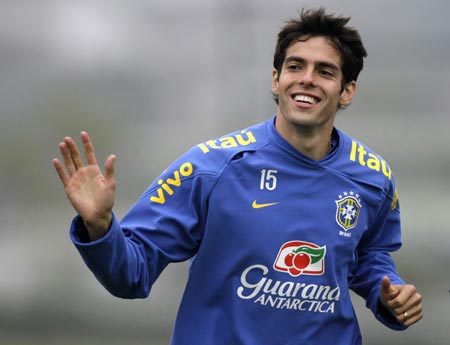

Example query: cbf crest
[335,192,361,231]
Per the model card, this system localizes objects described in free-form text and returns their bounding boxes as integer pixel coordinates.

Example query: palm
[65,164,115,222]
[53,131,116,239]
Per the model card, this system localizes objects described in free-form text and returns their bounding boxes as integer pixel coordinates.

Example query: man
[53,7,422,345]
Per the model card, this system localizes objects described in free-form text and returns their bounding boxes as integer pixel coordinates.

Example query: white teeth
[294,95,317,104]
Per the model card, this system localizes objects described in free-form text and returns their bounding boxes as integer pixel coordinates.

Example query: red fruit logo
[273,241,326,277]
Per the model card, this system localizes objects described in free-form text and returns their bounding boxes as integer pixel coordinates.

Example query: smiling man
[54,7,422,345]
[273,35,356,160]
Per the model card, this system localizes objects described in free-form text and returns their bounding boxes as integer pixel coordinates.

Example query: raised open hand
[53,131,116,240]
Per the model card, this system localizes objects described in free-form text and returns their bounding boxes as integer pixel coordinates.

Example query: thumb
[380,276,398,300]
[381,276,392,292]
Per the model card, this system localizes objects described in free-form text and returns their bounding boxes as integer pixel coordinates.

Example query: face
[272,36,356,137]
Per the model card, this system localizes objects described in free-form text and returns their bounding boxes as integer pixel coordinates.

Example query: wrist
[83,213,113,241]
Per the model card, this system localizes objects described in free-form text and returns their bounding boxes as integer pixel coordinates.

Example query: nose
[299,67,315,86]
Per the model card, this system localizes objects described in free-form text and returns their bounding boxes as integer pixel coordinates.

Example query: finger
[397,304,423,327]
[59,141,77,176]
[105,154,116,181]
[391,287,421,313]
[403,312,423,327]
[402,304,423,327]
[64,136,84,170]
[81,131,98,166]
[404,302,422,319]
[52,158,69,188]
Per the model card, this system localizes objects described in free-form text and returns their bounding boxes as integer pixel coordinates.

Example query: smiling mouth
[293,94,320,105]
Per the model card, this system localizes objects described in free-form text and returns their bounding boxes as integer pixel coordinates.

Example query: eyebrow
[284,56,340,72]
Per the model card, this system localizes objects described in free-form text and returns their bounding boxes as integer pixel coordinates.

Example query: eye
[319,69,335,77]
[287,64,302,71]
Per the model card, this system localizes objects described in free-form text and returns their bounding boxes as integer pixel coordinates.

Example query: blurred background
[0,0,449,344]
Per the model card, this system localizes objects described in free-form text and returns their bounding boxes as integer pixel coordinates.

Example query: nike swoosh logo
[252,200,279,209]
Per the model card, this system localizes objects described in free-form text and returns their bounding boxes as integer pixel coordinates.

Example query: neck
[275,117,334,160]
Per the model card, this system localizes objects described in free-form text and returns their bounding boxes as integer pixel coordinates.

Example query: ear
[271,69,280,96]
[339,81,357,107]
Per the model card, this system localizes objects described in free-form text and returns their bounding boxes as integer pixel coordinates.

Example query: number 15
[260,169,277,190]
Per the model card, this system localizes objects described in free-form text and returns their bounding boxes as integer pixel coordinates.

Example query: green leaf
[293,246,326,264]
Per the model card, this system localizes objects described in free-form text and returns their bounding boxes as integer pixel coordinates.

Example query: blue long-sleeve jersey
[71,117,406,344]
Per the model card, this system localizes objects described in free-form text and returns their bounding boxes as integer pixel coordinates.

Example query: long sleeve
[70,151,218,299]
[349,181,406,330]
